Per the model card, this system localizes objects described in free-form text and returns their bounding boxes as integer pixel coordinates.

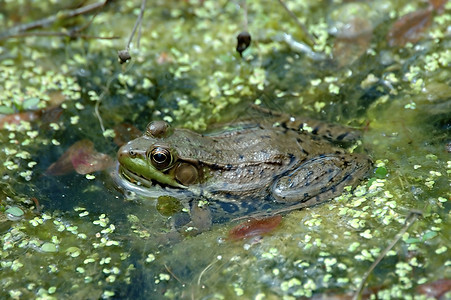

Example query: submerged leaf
[156,196,184,217]
[72,149,113,175]
[41,106,64,126]
[0,111,41,129]
[387,8,433,47]
[45,145,77,176]
[416,279,451,298]
[46,140,113,176]
[228,215,282,240]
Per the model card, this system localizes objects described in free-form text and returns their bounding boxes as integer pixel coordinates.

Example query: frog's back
[168,125,339,168]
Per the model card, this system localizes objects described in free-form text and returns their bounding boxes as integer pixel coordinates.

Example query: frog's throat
[120,157,186,189]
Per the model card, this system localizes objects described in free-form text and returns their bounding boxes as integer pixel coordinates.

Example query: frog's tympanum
[115,117,371,221]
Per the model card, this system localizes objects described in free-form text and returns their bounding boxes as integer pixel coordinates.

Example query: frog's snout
[117,142,141,162]
[117,144,128,163]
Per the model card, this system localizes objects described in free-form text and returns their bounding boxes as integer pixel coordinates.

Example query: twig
[0,1,109,41]
[242,0,248,32]
[3,31,119,40]
[76,9,100,33]
[164,263,185,285]
[276,0,315,46]
[94,97,106,133]
[118,0,146,63]
[352,210,422,300]
[94,60,134,134]
[197,258,218,286]
[126,0,146,50]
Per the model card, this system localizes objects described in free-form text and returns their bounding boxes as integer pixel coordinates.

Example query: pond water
[0,0,450,299]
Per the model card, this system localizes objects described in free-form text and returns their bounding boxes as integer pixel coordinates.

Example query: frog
[114,115,372,223]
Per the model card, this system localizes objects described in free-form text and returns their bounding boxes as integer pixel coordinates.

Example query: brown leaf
[228,215,282,240]
[417,279,451,299]
[46,139,113,176]
[47,91,67,107]
[387,8,433,47]
[332,13,374,66]
[333,33,372,67]
[335,16,373,40]
[40,106,64,127]
[45,144,79,176]
[113,123,142,146]
[0,111,41,129]
[71,146,113,175]
[428,0,447,12]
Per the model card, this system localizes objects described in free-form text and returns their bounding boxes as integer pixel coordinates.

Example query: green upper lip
[118,143,186,189]
[119,166,153,187]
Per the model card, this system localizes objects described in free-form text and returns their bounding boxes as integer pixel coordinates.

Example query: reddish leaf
[113,123,142,146]
[228,215,282,240]
[417,279,451,298]
[0,111,41,129]
[387,8,433,47]
[46,139,113,176]
[71,144,113,175]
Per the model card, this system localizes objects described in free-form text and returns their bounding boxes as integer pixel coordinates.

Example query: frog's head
[117,121,199,188]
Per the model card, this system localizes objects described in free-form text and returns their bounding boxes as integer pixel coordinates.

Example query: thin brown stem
[126,0,147,51]
[164,263,185,285]
[197,258,218,286]
[242,0,248,32]
[0,0,109,41]
[3,31,118,40]
[276,0,315,46]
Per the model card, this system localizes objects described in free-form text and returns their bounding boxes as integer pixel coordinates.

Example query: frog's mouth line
[119,166,155,188]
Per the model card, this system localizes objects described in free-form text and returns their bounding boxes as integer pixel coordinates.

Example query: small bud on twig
[236,31,251,57]
[118,49,131,64]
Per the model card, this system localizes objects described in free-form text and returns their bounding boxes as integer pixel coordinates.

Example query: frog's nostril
[129,150,136,156]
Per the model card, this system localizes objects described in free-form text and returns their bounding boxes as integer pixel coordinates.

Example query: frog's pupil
[150,147,172,169]
[154,152,166,163]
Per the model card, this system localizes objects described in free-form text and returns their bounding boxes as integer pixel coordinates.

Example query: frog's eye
[149,147,173,169]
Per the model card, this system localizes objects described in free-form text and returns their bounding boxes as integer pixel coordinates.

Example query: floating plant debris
[46,139,113,176]
[228,215,282,240]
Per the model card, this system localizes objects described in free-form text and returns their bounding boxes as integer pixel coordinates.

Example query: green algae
[0,0,450,299]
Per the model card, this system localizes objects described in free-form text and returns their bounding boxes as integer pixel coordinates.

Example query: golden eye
[149,147,172,169]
